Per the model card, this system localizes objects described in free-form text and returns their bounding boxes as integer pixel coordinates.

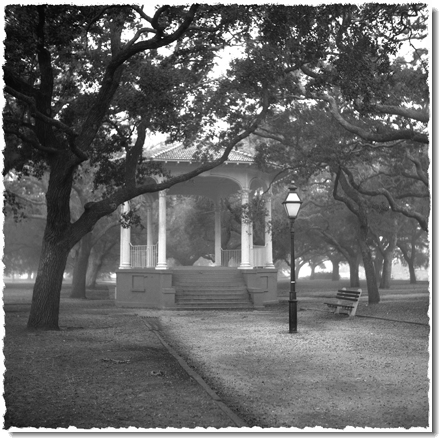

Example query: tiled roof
[148,144,254,163]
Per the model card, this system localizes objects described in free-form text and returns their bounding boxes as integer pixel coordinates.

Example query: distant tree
[86,238,118,288]
[298,181,363,287]
[396,218,429,284]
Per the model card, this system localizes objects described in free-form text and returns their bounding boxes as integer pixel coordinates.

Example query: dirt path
[141,296,431,430]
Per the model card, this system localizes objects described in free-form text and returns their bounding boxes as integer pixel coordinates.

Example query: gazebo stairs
[173,268,254,310]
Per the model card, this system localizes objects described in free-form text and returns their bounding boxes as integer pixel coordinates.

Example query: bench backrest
[336,288,362,301]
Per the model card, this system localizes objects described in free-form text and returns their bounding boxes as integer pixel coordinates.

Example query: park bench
[324,288,362,318]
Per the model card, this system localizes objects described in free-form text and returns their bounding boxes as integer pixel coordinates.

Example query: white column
[146,203,153,267]
[156,190,168,269]
[214,201,222,266]
[249,220,254,266]
[119,202,131,269]
[265,193,275,269]
[239,188,252,269]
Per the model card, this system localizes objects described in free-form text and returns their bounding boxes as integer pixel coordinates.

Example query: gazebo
[115,144,280,309]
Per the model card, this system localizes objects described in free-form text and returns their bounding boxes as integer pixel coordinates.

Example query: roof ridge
[149,143,258,163]
[150,143,187,159]
[235,149,255,159]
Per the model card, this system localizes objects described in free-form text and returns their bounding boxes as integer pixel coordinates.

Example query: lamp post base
[289,298,298,333]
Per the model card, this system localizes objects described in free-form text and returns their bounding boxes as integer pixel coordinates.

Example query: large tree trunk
[358,230,380,304]
[373,252,383,283]
[27,235,71,330]
[379,220,398,289]
[86,240,117,287]
[380,256,393,289]
[70,233,93,298]
[86,252,103,289]
[398,241,418,284]
[330,257,340,281]
[349,262,360,287]
[348,254,360,288]
[408,263,417,284]
[309,263,317,280]
[27,157,83,330]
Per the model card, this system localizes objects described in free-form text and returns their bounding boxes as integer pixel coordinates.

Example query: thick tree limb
[4,125,58,155]
[300,64,429,123]
[407,153,429,187]
[125,119,149,188]
[333,168,362,219]
[4,86,77,139]
[372,103,429,123]
[321,94,429,144]
[3,67,40,100]
[341,166,429,232]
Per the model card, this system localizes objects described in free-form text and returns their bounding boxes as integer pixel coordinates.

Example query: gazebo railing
[130,244,158,268]
[221,246,266,267]
[221,249,241,267]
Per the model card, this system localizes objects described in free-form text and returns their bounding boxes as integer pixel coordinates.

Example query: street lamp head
[282,182,303,219]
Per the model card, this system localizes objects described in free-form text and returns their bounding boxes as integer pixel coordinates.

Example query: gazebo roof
[148,144,255,164]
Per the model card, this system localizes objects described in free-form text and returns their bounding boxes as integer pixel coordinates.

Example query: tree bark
[309,264,316,280]
[27,156,84,330]
[70,233,93,298]
[27,238,71,330]
[380,255,393,289]
[86,252,103,289]
[348,258,360,288]
[398,239,418,284]
[358,229,380,304]
[374,252,383,283]
[87,240,117,287]
[331,260,340,281]
[379,223,398,289]
[408,263,417,284]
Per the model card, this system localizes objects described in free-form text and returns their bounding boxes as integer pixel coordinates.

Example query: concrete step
[175,295,248,303]
[174,276,245,282]
[172,268,253,310]
[175,286,247,293]
[175,302,254,309]
[175,290,248,300]
[173,276,245,284]
[176,286,247,292]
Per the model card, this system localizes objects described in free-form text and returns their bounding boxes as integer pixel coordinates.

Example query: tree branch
[5,190,46,207]
[4,125,58,154]
[372,103,429,123]
[4,86,78,138]
[321,93,429,144]
[341,166,429,232]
